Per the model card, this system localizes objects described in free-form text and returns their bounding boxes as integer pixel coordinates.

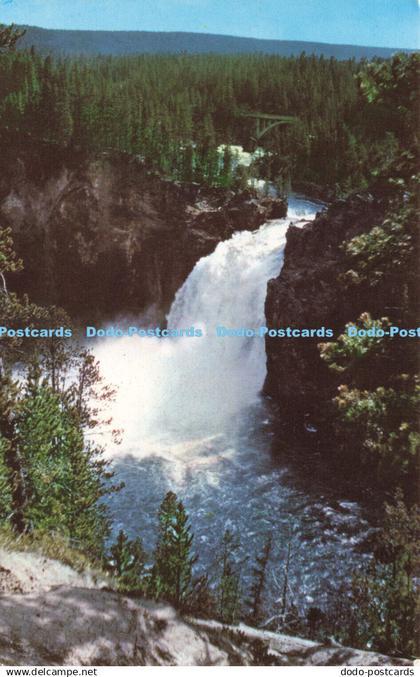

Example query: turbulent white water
[95,195,372,612]
[96,196,317,451]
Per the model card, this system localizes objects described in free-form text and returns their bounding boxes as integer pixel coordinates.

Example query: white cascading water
[94,196,370,609]
[96,196,317,456]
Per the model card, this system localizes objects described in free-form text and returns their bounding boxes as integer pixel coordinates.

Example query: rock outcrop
[264,193,388,430]
[0,547,104,595]
[0,142,286,319]
[0,549,411,666]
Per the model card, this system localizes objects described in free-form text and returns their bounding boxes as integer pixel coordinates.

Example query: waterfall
[94,196,371,611]
[94,197,318,453]
[165,218,288,432]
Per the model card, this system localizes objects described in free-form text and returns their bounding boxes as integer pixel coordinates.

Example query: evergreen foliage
[318,54,419,498]
[217,530,242,624]
[0,435,12,521]
[2,47,414,190]
[107,529,147,592]
[0,24,26,53]
[326,493,419,658]
[247,534,272,626]
[0,360,118,556]
[0,226,120,557]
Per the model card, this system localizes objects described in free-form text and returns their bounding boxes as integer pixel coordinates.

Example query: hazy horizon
[1,0,419,50]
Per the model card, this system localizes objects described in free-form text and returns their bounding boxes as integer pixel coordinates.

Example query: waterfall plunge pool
[93,195,374,617]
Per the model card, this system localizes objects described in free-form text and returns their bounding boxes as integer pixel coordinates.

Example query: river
[94,195,372,619]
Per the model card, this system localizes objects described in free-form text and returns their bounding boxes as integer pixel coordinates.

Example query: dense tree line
[0,21,121,555]
[0,39,405,190]
[318,53,419,500]
[315,54,419,658]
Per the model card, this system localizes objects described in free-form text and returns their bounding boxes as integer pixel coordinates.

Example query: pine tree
[54,83,74,146]
[0,221,117,557]
[0,370,27,534]
[1,361,117,557]
[330,493,419,658]
[0,434,12,524]
[217,529,241,624]
[248,534,272,626]
[16,365,71,533]
[107,529,147,591]
[219,144,234,188]
[0,24,26,53]
[151,491,197,608]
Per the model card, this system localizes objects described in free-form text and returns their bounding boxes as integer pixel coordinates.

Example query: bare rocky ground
[0,548,102,594]
[0,547,412,667]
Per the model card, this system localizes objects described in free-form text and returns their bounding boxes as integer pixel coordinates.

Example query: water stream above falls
[94,195,373,615]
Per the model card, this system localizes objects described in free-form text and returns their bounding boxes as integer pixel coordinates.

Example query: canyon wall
[264,193,388,431]
[0,142,286,319]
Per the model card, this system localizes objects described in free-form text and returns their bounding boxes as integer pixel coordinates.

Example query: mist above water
[96,196,318,447]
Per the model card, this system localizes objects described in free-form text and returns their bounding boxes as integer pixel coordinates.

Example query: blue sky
[1,0,418,48]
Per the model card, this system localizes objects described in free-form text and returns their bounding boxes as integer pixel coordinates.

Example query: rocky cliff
[0,547,411,666]
[264,193,388,432]
[0,142,286,319]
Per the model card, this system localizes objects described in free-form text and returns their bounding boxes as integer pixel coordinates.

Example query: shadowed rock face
[263,193,388,432]
[0,585,411,666]
[0,143,286,320]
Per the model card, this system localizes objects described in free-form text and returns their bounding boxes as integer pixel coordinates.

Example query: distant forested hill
[2,46,416,191]
[17,25,412,59]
